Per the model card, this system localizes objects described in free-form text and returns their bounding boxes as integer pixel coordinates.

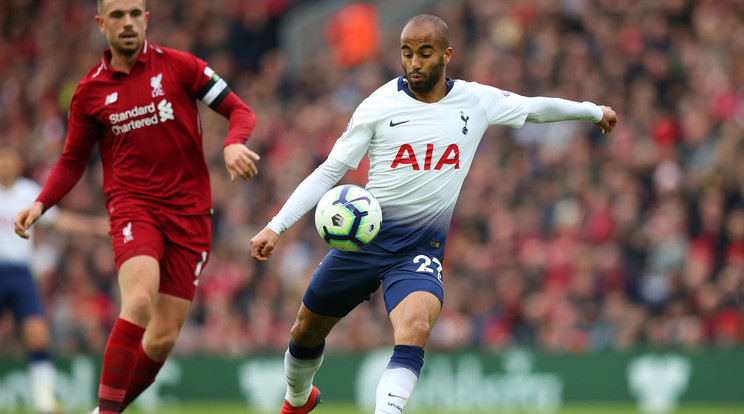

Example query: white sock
[284,348,324,407]
[29,359,57,412]
[374,366,419,414]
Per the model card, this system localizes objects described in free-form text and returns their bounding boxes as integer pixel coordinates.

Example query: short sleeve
[167,48,210,98]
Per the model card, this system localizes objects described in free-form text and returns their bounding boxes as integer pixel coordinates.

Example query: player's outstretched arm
[594,105,618,135]
[14,201,44,239]
[251,228,279,261]
[53,210,110,237]
[248,158,350,261]
[525,97,619,134]
[224,143,260,181]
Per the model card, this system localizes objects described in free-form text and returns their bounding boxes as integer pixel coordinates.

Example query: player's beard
[404,56,445,94]
[110,33,143,57]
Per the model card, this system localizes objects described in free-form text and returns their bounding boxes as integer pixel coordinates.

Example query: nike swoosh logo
[388,393,406,399]
[389,120,410,127]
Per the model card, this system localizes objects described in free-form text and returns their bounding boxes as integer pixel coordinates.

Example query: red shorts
[109,202,211,301]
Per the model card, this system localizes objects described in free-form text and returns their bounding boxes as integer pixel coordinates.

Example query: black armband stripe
[196,76,217,100]
[197,75,230,108]
[208,86,231,110]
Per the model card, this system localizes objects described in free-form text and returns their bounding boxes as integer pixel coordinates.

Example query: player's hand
[14,201,44,239]
[224,143,260,181]
[594,106,618,135]
[250,228,279,261]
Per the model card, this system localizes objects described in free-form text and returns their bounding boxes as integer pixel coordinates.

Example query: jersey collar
[100,39,150,74]
[397,76,454,101]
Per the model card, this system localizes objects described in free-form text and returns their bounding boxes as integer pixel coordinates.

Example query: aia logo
[390,144,460,170]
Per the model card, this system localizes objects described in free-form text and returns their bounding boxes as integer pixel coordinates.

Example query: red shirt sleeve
[214,91,257,148]
[170,49,257,147]
[36,85,102,210]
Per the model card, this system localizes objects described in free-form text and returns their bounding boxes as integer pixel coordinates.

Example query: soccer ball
[315,184,382,251]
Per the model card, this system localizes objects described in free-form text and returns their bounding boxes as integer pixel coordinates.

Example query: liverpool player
[14,0,259,413]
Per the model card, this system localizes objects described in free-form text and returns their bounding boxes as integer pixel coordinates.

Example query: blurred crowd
[1,0,744,358]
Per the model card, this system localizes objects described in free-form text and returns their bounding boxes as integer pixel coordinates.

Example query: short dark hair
[98,0,147,15]
[404,14,450,49]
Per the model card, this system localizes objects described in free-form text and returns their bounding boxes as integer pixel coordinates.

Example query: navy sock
[387,344,425,375]
[288,339,325,360]
[29,350,50,362]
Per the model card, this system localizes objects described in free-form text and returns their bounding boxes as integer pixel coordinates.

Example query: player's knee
[290,319,312,344]
[411,318,433,338]
[22,318,50,350]
[121,292,154,324]
[290,317,324,346]
[145,332,178,360]
[398,318,433,345]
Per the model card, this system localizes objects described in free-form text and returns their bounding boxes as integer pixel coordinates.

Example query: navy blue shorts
[0,263,44,320]
[303,246,445,317]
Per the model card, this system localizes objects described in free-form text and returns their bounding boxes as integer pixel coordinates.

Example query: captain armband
[196,67,232,110]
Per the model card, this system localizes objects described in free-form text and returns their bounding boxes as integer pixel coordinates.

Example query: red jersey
[37,41,256,215]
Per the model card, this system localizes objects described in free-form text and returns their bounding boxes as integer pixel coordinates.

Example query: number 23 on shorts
[412,254,443,282]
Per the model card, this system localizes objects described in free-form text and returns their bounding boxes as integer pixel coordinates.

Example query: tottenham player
[14,0,260,413]
[0,146,58,414]
[1,146,108,413]
[251,14,617,414]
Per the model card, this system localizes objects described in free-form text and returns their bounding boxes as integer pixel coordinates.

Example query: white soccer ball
[315,184,382,251]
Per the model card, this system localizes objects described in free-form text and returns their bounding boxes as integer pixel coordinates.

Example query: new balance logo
[105,92,118,105]
[158,100,174,122]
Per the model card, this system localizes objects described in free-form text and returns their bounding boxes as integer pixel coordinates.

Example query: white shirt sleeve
[467,82,532,128]
[266,158,350,234]
[525,97,603,123]
[327,100,377,169]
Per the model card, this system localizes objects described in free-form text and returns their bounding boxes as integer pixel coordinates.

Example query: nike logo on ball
[389,120,410,127]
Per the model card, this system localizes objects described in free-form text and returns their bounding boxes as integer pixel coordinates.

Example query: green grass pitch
[140,404,744,414]
[3,403,741,414]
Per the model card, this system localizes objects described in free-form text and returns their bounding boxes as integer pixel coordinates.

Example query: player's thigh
[113,219,164,323]
[388,291,442,347]
[380,251,444,315]
[110,205,165,275]
[118,255,161,303]
[159,212,211,302]
[303,248,383,318]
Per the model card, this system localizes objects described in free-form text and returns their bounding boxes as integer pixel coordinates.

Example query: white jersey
[266,76,601,253]
[328,77,530,250]
[0,177,57,264]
